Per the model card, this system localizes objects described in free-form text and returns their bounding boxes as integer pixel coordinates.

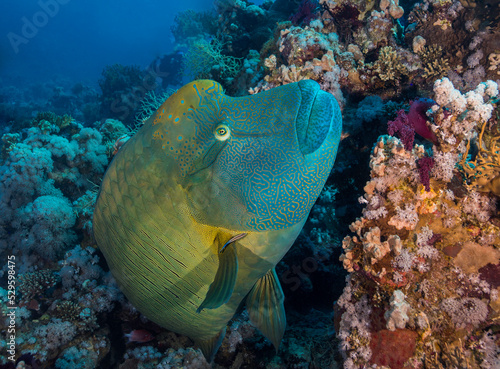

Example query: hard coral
[418,44,450,80]
[32,111,73,131]
[461,119,500,196]
[373,46,410,83]
[18,270,58,303]
[1,133,20,159]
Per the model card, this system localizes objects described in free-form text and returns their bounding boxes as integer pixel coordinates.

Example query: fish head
[151,79,342,231]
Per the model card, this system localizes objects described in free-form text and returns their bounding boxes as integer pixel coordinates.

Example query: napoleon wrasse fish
[93,79,342,361]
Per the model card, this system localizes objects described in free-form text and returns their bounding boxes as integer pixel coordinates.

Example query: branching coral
[53,301,98,332]
[373,46,410,82]
[1,133,20,159]
[18,270,58,303]
[182,38,242,81]
[489,52,500,74]
[418,44,451,79]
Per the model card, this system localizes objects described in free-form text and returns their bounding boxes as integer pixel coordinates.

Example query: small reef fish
[124,329,154,343]
[93,79,342,361]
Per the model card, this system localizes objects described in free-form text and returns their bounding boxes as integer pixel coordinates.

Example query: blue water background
[0,0,269,87]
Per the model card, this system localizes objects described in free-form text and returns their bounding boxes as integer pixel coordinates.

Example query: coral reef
[2,0,500,368]
[461,117,500,195]
[337,78,500,368]
[170,9,217,47]
[0,117,108,262]
[249,0,500,103]
[0,244,120,367]
[98,64,147,126]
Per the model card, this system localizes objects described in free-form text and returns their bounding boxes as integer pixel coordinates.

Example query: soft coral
[409,98,437,144]
[388,98,437,151]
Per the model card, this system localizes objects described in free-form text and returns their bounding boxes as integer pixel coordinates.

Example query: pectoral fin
[197,244,238,313]
[220,232,247,253]
[194,327,226,363]
[246,268,286,352]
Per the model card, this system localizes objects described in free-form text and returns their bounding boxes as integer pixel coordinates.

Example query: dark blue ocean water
[0,0,227,87]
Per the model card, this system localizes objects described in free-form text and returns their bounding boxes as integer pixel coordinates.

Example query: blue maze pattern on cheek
[215,85,338,231]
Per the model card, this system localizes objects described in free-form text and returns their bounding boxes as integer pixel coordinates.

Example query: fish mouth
[295,80,334,156]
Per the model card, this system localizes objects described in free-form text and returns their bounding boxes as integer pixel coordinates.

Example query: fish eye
[214,124,231,141]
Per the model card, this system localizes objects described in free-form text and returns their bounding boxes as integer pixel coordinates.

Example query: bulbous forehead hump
[153,80,225,126]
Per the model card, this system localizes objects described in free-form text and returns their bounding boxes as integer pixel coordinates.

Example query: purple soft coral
[388,109,414,151]
[417,156,435,192]
[388,98,437,151]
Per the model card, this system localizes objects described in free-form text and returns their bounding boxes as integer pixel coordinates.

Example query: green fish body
[93,79,342,360]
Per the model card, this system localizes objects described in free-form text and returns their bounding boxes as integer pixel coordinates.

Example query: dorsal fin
[246,267,286,351]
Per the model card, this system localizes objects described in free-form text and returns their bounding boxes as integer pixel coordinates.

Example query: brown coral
[373,46,410,82]
[418,45,450,79]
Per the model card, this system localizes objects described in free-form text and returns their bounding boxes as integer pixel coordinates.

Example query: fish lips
[295,80,335,156]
